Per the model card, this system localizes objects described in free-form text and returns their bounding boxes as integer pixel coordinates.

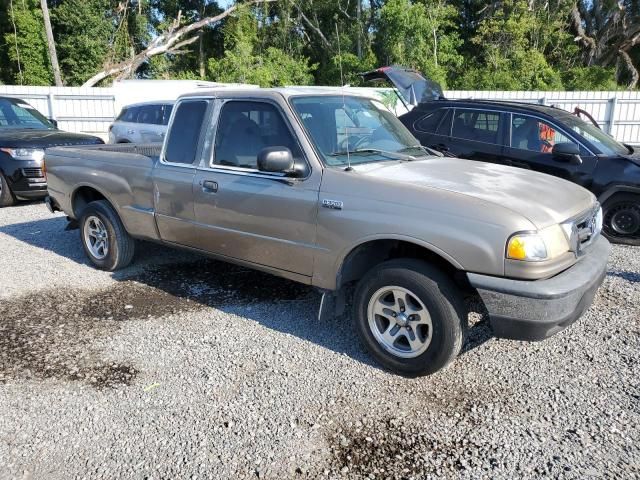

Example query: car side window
[415,109,445,133]
[137,105,163,125]
[452,109,500,144]
[164,100,208,164]
[122,106,140,123]
[435,109,452,136]
[213,101,303,170]
[511,115,576,153]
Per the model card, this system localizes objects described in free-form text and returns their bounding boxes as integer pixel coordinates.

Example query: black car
[0,96,103,207]
[362,67,640,245]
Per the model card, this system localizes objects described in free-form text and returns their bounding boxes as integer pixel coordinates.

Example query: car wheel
[602,194,640,246]
[353,259,465,377]
[0,172,16,207]
[79,200,136,271]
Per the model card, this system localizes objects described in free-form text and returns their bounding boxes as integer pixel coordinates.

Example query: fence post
[607,95,617,135]
[540,96,546,105]
[47,92,56,122]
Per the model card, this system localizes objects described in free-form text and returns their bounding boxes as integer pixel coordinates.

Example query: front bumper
[467,236,611,341]
[7,163,47,198]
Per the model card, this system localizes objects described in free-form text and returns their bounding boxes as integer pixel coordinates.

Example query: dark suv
[0,96,103,207]
[362,67,640,245]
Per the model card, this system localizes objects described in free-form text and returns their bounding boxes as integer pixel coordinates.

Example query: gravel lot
[0,202,638,480]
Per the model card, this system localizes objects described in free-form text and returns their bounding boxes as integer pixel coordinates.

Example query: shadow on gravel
[0,216,179,269]
[1,216,491,386]
[608,270,640,284]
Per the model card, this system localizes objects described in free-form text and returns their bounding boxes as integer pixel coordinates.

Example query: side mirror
[257,147,295,175]
[552,142,582,165]
[48,118,58,128]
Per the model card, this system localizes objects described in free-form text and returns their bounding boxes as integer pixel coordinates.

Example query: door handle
[201,180,218,193]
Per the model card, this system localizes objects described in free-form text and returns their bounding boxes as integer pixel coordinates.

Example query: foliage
[375,0,463,88]
[50,0,113,85]
[0,0,637,90]
[456,0,563,90]
[207,7,315,86]
[1,0,52,85]
[561,67,620,91]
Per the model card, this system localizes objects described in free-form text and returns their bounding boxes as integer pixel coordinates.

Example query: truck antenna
[335,23,352,172]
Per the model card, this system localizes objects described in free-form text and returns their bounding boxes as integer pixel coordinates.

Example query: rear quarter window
[164,100,208,164]
[414,109,445,133]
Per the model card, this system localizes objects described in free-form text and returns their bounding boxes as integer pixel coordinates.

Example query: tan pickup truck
[44,88,610,376]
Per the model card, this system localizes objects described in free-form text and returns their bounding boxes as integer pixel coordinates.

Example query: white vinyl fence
[1,84,639,145]
[0,85,116,138]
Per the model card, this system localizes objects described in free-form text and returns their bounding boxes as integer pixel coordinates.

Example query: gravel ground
[0,202,638,480]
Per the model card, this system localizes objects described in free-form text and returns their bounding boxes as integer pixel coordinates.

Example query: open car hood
[359,66,445,106]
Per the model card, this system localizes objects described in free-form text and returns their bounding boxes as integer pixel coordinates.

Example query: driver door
[191,99,321,277]
[502,113,597,187]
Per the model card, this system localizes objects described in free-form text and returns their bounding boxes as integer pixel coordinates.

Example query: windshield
[0,99,55,130]
[290,95,426,166]
[562,115,629,156]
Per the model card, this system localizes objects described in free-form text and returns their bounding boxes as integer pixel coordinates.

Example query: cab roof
[178,87,377,100]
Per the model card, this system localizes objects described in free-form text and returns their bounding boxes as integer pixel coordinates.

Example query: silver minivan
[108,101,174,143]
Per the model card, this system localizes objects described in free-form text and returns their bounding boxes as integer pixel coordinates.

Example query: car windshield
[0,99,54,130]
[561,115,630,156]
[290,95,427,166]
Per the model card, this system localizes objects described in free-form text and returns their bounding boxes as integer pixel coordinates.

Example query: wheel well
[72,186,107,218]
[337,239,462,289]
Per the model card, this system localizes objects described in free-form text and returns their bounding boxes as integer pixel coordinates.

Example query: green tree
[51,0,114,85]
[456,0,564,90]
[1,0,52,85]
[375,0,463,88]
[207,7,315,86]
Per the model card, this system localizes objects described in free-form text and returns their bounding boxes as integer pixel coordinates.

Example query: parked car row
[43,87,610,377]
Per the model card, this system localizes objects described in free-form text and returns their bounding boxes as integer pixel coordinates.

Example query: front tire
[79,200,135,271]
[353,259,465,377]
[602,193,640,246]
[0,172,16,207]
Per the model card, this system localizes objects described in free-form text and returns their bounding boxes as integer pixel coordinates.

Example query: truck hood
[0,129,103,149]
[353,158,595,228]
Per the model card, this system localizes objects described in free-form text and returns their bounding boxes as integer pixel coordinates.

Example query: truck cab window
[164,100,207,164]
[213,101,302,169]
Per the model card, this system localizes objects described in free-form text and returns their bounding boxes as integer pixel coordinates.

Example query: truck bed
[45,143,162,241]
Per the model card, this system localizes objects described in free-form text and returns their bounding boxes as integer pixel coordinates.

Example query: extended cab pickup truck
[45,88,610,376]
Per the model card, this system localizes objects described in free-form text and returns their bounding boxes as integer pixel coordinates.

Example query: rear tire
[79,200,135,271]
[353,259,465,377]
[602,193,640,246]
[0,172,16,207]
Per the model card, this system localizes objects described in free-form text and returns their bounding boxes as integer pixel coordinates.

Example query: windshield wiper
[400,144,444,157]
[329,148,417,161]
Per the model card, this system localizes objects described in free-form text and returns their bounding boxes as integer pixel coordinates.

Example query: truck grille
[22,167,44,178]
[563,204,602,255]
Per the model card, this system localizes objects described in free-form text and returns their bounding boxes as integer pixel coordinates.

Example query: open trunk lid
[359,66,445,106]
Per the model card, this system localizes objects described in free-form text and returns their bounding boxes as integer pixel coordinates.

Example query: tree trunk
[40,0,63,86]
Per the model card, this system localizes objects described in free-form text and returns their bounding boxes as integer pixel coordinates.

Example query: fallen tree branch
[82,0,276,87]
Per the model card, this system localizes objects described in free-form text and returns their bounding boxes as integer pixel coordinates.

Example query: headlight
[506,224,570,262]
[506,233,548,261]
[0,147,45,162]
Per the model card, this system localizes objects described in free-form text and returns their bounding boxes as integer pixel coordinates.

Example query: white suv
[108,101,174,144]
